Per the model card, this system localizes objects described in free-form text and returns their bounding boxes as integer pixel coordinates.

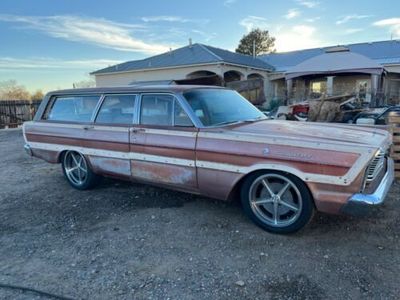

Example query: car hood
[229,120,391,150]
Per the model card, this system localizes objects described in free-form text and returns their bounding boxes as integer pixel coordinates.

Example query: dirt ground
[0,129,399,300]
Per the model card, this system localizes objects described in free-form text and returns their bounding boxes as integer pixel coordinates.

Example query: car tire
[241,171,314,234]
[61,150,100,190]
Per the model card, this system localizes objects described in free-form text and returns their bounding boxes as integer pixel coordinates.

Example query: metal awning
[285,51,384,80]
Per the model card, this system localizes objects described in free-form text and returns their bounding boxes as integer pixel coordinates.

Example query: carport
[284,48,385,105]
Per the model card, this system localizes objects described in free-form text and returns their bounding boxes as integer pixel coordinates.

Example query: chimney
[189,38,192,48]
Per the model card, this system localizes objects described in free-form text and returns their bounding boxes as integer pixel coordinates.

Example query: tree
[73,78,96,89]
[31,90,44,100]
[0,80,31,100]
[235,28,276,56]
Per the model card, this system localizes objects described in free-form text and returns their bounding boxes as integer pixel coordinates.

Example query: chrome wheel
[249,174,303,228]
[63,151,88,186]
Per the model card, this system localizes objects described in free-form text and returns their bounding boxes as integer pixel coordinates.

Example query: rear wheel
[241,171,314,234]
[61,151,99,190]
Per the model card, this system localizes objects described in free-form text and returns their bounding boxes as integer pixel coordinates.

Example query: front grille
[365,149,386,184]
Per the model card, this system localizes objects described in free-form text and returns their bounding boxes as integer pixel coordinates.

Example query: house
[91,40,400,107]
[91,42,273,86]
[261,40,400,105]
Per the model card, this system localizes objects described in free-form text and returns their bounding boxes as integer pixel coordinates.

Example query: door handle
[130,128,145,133]
[83,125,94,130]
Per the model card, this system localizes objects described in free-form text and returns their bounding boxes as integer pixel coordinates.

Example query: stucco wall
[94,64,269,87]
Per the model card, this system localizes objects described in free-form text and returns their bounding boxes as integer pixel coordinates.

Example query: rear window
[44,95,100,122]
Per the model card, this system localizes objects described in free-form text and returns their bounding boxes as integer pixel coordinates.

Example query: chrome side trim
[341,158,394,216]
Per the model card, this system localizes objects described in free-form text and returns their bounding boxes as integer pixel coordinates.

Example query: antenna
[189,38,193,47]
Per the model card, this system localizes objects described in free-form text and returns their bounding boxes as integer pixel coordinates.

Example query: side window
[44,95,100,122]
[95,94,136,125]
[174,100,193,126]
[140,94,173,126]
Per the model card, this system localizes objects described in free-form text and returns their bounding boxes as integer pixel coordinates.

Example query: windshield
[183,89,266,126]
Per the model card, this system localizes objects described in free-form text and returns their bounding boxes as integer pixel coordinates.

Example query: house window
[310,81,327,94]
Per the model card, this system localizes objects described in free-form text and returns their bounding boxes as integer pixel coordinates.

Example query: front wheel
[241,171,314,234]
[61,151,99,190]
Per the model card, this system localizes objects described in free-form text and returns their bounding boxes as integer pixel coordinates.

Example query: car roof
[47,85,226,96]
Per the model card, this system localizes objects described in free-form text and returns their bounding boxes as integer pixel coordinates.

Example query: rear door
[130,93,198,190]
[85,93,138,178]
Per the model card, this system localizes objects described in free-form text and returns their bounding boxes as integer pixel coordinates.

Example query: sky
[1,0,400,92]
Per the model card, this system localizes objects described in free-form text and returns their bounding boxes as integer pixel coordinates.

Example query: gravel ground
[0,129,399,300]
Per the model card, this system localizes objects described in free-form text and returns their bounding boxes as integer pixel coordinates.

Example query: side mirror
[356,117,376,125]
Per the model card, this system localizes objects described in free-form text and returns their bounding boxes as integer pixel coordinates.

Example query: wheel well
[57,150,68,163]
[227,169,315,205]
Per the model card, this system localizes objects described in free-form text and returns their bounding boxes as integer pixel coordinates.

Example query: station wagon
[23,85,394,233]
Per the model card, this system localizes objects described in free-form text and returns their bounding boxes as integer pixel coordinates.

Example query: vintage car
[23,85,394,234]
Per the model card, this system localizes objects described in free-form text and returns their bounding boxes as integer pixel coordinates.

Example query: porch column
[286,79,293,105]
[326,76,335,96]
[371,74,380,106]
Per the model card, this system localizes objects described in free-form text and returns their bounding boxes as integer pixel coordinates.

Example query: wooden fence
[388,112,400,180]
[226,78,265,105]
[0,100,41,129]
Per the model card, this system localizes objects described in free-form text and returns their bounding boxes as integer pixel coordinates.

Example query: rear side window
[95,95,136,125]
[44,95,100,122]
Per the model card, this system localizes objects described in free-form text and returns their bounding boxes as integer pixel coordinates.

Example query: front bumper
[24,144,33,156]
[341,158,395,216]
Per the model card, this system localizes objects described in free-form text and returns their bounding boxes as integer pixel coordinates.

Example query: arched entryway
[186,70,217,79]
[224,70,244,83]
[247,73,264,80]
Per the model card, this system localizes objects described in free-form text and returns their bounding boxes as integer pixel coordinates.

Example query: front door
[130,93,198,190]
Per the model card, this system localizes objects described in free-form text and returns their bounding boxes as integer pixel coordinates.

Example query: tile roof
[259,40,400,72]
[91,43,274,75]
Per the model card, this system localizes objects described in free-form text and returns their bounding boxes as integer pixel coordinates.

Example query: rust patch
[131,160,195,186]
[89,156,131,177]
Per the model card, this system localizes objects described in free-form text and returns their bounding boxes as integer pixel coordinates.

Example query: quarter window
[95,95,136,125]
[44,95,100,122]
[174,101,192,126]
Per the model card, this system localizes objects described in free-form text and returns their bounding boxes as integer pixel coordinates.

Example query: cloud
[223,0,237,7]
[141,15,209,25]
[373,18,400,37]
[296,0,319,8]
[0,57,122,71]
[239,16,270,32]
[0,14,171,54]
[141,16,188,22]
[285,9,301,20]
[343,28,364,35]
[305,17,321,23]
[336,14,371,25]
[191,29,217,42]
[273,25,322,52]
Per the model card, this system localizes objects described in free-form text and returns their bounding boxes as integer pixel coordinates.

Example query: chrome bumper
[24,144,33,156]
[341,158,395,216]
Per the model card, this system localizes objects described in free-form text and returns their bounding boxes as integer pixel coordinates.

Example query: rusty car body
[23,85,394,233]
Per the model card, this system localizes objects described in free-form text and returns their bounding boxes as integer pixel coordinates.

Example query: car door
[84,93,138,178]
[130,93,198,190]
